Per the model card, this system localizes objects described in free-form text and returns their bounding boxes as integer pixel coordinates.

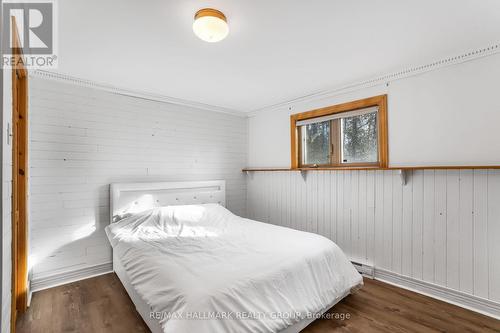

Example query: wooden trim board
[243,165,500,172]
[10,16,29,333]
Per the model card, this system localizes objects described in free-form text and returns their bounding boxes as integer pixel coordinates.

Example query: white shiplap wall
[29,78,247,283]
[247,170,500,304]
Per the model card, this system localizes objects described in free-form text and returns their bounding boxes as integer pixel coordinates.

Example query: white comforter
[105,204,362,333]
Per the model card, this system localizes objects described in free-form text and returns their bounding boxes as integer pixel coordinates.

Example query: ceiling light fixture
[193,8,229,43]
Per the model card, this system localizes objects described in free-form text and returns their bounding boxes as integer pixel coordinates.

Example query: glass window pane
[341,112,378,163]
[301,121,330,165]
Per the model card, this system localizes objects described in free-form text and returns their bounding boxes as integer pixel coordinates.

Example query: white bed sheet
[105,204,362,333]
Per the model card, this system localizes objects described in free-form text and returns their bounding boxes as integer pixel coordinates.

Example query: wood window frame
[290,95,388,169]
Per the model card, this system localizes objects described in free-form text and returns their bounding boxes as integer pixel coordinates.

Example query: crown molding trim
[30,42,500,118]
[30,70,246,117]
[248,42,500,117]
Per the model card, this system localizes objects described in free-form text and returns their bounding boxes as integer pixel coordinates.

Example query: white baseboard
[374,268,500,320]
[28,261,500,320]
[30,262,113,292]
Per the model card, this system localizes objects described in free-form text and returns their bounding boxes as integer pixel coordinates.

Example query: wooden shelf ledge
[243,165,500,172]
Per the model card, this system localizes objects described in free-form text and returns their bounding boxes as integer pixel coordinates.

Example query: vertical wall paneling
[337,172,344,249]
[299,173,307,232]
[459,169,473,294]
[487,170,500,302]
[323,172,331,240]
[412,170,424,280]
[312,171,318,234]
[285,172,291,231]
[304,174,314,232]
[247,168,500,306]
[374,171,384,268]
[351,171,359,262]
[422,170,435,283]
[291,172,298,230]
[343,171,355,255]
[329,172,337,243]
[392,171,403,274]
[434,170,447,286]
[271,173,278,225]
[317,172,324,238]
[265,172,272,223]
[473,170,489,298]
[402,170,413,276]
[446,170,460,290]
[382,171,393,270]
[366,171,375,265]
[357,171,367,264]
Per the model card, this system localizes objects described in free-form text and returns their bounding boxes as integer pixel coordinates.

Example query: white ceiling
[56,0,500,112]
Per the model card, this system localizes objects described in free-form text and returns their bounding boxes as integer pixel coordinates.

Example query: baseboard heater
[351,261,374,278]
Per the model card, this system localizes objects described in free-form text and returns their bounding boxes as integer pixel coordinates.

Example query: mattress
[105,204,362,333]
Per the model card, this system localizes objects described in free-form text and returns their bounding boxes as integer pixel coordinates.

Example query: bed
[105,181,363,333]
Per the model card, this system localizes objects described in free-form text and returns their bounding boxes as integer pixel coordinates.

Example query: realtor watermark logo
[2,0,58,69]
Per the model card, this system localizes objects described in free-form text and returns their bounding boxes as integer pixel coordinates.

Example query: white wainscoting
[246,169,500,315]
[28,78,247,286]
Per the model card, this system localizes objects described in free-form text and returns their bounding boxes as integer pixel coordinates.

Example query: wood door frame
[10,16,29,333]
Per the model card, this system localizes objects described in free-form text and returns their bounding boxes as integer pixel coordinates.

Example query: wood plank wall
[246,169,500,303]
[28,78,248,281]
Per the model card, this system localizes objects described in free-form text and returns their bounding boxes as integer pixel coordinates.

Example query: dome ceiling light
[193,8,229,43]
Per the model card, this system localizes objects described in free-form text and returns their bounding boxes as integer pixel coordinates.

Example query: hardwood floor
[17,273,500,333]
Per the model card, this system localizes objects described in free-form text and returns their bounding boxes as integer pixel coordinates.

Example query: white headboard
[110,180,226,223]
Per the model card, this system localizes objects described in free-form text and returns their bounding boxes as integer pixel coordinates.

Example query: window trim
[290,95,388,169]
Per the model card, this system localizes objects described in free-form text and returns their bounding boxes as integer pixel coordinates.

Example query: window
[290,95,388,168]
[301,120,330,165]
